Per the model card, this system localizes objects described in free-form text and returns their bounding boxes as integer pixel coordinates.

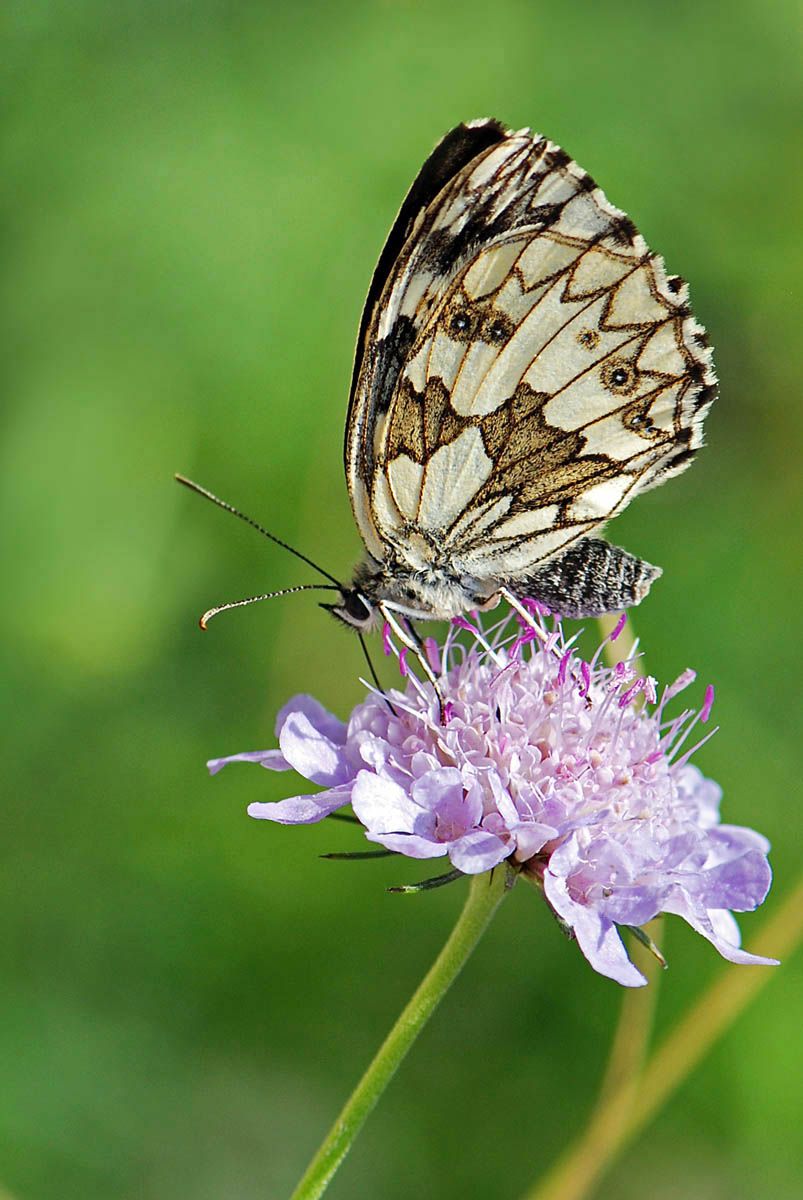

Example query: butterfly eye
[342,590,372,623]
[601,359,638,395]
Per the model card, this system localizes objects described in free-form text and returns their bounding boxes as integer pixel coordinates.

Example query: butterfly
[324,118,716,634]
[179,118,715,651]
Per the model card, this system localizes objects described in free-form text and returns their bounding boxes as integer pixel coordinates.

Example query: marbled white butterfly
[180,119,715,645]
[330,118,716,634]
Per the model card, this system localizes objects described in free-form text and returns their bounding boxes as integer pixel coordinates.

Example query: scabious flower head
[208,607,775,986]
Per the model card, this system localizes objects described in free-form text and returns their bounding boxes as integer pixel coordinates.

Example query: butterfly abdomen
[517,538,661,619]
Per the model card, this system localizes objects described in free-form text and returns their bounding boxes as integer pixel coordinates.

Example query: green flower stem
[289,867,511,1200]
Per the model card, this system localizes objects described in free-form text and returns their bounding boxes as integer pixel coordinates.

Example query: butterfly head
[320,586,376,631]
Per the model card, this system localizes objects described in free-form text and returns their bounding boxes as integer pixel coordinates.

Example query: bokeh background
[2,2,801,1197]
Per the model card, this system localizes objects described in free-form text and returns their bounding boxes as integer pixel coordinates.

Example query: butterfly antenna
[200,584,341,630]
[175,474,343,588]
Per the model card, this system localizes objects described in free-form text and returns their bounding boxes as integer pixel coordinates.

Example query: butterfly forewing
[344,120,715,622]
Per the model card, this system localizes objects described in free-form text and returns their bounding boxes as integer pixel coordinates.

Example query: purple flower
[208,610,776,987]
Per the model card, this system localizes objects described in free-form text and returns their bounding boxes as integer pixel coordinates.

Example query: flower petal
[448,830,509,874]
[207,749,290,775]
[247,784,353,825]
[351,771,422,834]
[695,850,773,912]
[410,767,464,812]
[662,892,779,967]
[279,708,352,787]
[544,868,647,987]
[510,821,558,862]
[274,694,346,743]
[364,831,449,858]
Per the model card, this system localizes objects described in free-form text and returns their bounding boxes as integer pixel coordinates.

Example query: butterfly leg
[497,589,551,644]
[380,606,446,722]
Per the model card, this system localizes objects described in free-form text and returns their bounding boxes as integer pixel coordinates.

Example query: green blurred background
[2,2,801,1197]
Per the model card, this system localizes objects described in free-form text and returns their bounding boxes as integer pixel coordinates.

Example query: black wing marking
[345,119,507,464]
